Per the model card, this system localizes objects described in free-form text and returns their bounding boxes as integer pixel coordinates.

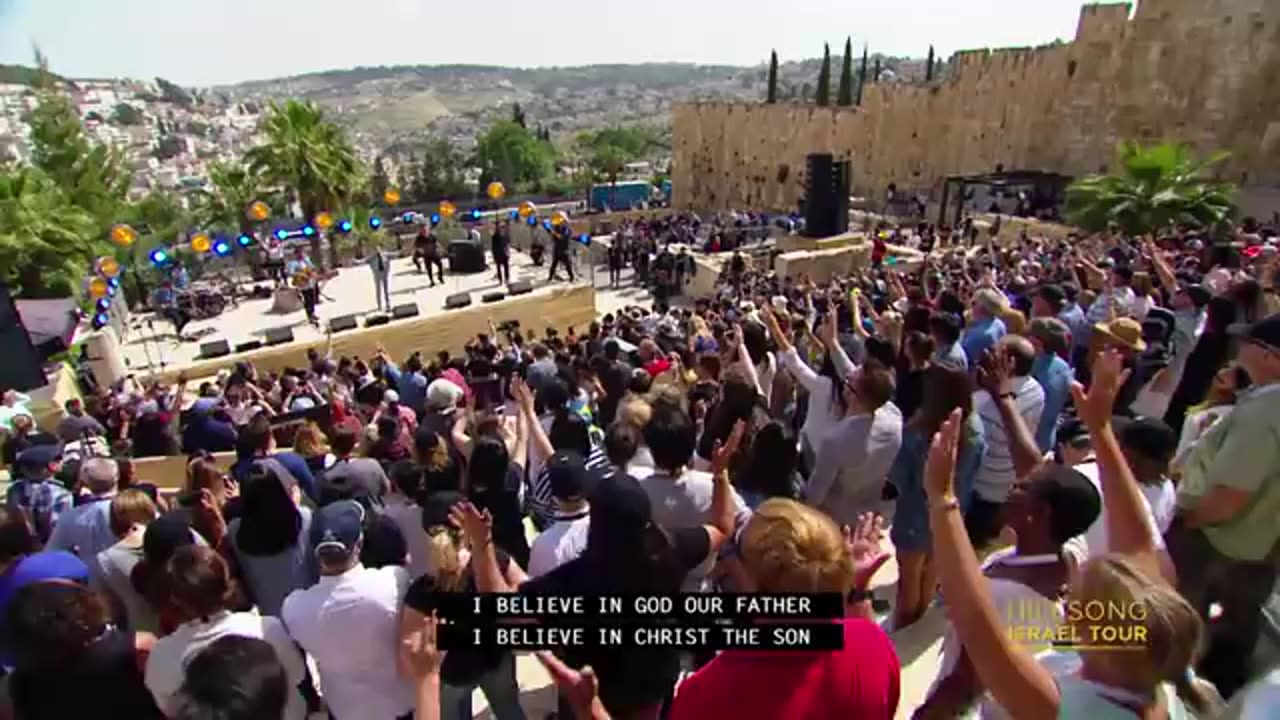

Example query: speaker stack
[447,241,487,274]
[803,153,852,239]
[0,282,45,392]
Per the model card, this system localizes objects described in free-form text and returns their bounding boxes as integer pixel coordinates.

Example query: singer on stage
[286,247,321,326]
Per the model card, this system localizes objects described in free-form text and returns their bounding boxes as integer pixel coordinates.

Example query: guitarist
[286,246,322,326]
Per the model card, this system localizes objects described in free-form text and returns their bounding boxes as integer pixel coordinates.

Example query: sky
[0,0,1095,87]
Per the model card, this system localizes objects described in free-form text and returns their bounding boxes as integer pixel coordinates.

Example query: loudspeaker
[365,314,390,328]
[447,241,487,274]
[199,340,231,359]
[263,326,294,346]
[508,280,533,296]
[0,282,43,392]
[803,153,851,238]
[444,292,472,310]
[329,315,358,333]
[482,290,507,304]
[235,340,262,353]
[392,303,419,320]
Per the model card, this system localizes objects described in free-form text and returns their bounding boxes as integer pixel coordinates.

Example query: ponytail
[426,526,466,591]
[1171,670,1224,717]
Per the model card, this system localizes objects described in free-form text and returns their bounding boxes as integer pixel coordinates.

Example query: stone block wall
[672,1,1280,212]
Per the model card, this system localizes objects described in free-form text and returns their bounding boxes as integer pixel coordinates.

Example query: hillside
[0,63,68,88]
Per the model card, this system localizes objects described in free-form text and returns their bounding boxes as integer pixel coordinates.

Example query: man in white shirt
[968,337,1046,547]
[528,452,593,577]
[281,501,415,720]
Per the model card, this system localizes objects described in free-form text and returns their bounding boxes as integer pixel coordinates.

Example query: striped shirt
[527,445,610,528]
[972,377,1045,503]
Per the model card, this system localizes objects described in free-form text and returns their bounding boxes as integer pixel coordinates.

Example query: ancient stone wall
[672,1,1280,212]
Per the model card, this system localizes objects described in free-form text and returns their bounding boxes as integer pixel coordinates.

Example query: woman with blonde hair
[291,421,333,478]
[671,501,901,719]
[398,491,526,719]
[923,350,1217,719]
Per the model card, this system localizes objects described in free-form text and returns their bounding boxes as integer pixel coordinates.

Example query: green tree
[766,50,779,104]
[244,100,362,263]
[370,156,391,203]
[111,102,144,126]
[0,166,99,298]
[926,45,936,82]
[1064,142,1237,236]
[473,120,554,190]
[512,103,527,129]
[815,44,832,106]
[856,45,869,105]
[412,137,468,200]
[577,126,659,208]
[837,38,855,106]
[193,161,268,237]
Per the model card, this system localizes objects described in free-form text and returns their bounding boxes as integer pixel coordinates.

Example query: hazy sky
[0,0,1095,86]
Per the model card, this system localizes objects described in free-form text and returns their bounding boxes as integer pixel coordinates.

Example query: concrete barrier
[133,451,236,490]
[774,243,875,284]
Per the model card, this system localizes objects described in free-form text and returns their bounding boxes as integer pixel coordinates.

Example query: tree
[766,50,779,104]
[192,161,267,237]
[815,44,832,107]
[473,120,554,190]
[873,58,882,84]
[512,103,527,129]
[111,102,144,126]
[411,137,468,200]
[837,38,855,106]
[1064,142,1237,236]
[370,156,391,203]
[926,45,936,82]
[856,46,869,106]
[245,100,362,262]
[577,126,660,207]
[154,77,193,107]
[153,135,185,160]
[0,166,99,298]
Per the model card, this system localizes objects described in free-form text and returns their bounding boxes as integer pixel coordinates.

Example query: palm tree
[1064,142,1237,236]
[192,161,271,274]
[0,167,99,298]
[244,100,362,264]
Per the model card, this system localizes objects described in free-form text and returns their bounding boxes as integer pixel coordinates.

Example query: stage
[121,249,652,382]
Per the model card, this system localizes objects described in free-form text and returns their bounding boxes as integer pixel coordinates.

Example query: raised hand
[447,501,493,546]
[710,419,746,478]
[817,309,837,347]
[1070,348,1130,430]
[976,346,1013,397]
[924,408,963,501]
[844,512,891,591]
[511,376,535,414]
[535,652,605,720]
[399,611,445,679]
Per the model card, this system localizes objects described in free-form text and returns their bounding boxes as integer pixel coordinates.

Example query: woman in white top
[923,352,1215,720]
[761,308,848,464]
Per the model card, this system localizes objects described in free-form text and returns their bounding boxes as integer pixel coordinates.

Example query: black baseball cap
[1115,417,1178,465]
[546,451,591,501]
[311,500,365,562]
[420,491,466,531]
[1036,284,1066,309]
[1229,311,1280,353]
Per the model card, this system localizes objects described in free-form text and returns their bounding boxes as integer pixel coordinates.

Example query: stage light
[274,228,288,241]
[401,212,415,225]
[369,216,383,230]
[237,233,255,247]
[543,220,553,230]
[108,276,120,288]
[527,216,537,227]
[92,313,109,330]
[301,225,316,237]
[430,214,441,226]
[468,208,482,221]
[96,298,111,312]
[338,220,353,234]
[107,285,116,297]
[149,248,169,266]
[578,233,591,245]
[508,210,519,220]
[213,241,232,257]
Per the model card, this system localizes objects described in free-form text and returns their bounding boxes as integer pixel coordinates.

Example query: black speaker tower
[0,282,44,392]
[803,153,851,238]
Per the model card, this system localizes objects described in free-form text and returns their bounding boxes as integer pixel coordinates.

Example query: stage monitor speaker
[0,282,43,392]
[365,314,390,328]
[508,280,533,296]
[482,290,507,304]
[392,303,419,320]
[444,292,472,310]
[199,340,232,359]
[329,315,358,333]
[235,340,262,353]
[447,241,487,274]
[804,153,835,238]
[263,326,294,346]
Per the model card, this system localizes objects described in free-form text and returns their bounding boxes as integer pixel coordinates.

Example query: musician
[491,221,511,285]
[286,247,320,326]
[607,235,627,288]
[172,264,191,291]
[364,245,393,310]
[414,225,444,286]
[265,238,286,285]
[547,224,574,282]
[153,280,188,338]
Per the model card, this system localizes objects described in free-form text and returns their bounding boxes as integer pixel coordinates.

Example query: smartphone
[470,377,503,412]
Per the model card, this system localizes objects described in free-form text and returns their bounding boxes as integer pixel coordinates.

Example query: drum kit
[176,283,229,320]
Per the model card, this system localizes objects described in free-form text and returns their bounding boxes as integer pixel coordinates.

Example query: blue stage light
[213,241,231,256]
[338,220,353,233]
[542,220,553,230]
[95,298,110,312]
[430,214,441,226]
[237,233,254,247]
[149,249,169,266]
[469,208,482,221]
[527,216,537,227]
[92,312,109,329]
[107,285,116,297]
[108,276,121,287]
[508,210,519,220]
[578,233,591,245]
[301,225,316,237]
[274,228,288,241]
[402,212,415,225]
[370,216,383,230]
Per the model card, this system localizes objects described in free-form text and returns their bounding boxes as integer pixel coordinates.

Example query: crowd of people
[1,212,1280,719]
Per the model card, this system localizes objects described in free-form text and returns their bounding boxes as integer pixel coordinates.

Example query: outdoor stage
[124,250,646,383]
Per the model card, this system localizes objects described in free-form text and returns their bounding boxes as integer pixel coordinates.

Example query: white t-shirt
[1065,462,1172,565]
[528,510,590,578]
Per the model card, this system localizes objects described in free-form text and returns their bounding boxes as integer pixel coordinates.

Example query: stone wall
[672,1,1280,212]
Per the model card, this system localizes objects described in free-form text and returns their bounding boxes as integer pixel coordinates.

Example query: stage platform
[124,251,640,383]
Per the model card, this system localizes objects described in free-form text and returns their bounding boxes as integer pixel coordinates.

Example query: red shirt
[643,358,672,378]
[670,619,900,720]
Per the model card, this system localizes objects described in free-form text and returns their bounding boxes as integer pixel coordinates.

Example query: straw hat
[1093,317,1147,352]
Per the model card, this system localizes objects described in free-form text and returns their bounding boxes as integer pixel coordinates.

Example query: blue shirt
[232,451,318,503]
[933,341,969,371]
[1058,304,1089,353]
[45,495,116,565]
[1032,353,1073,453]
[5,478,73,543]
[383,362,428,414]
[960,316,1006,366]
